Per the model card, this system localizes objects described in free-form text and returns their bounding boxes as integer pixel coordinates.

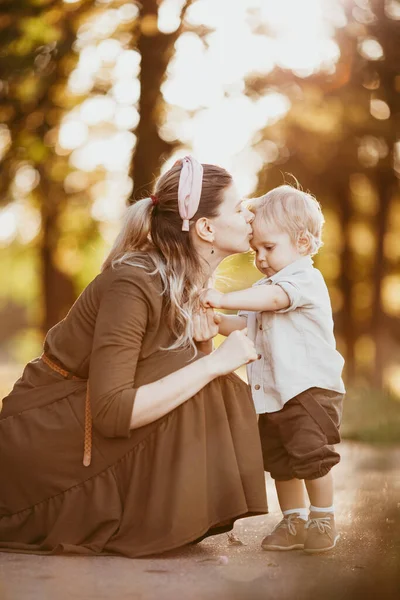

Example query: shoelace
[273,513,302,536]
[305,516,332,533]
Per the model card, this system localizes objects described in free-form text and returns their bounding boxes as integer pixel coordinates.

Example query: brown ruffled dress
[0,264,268,557]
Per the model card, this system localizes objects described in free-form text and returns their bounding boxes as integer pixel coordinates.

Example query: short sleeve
[88,269,150,438]
[273,276,314,313]
[237,310,249,319]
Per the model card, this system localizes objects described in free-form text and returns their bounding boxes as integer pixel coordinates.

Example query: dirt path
[1,442,399,600]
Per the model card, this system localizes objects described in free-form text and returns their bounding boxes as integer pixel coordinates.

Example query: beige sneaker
[261,514,307,551]
[304,512,339,553]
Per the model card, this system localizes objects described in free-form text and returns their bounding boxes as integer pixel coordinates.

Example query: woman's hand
[193,307,221,343]
[200,288,224,309]
[210,329,257,376]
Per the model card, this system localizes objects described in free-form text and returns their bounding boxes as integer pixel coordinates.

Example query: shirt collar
[268,255,314,283]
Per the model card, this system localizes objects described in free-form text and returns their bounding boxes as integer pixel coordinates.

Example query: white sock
[309,504,335,514]
[283,508,308,521]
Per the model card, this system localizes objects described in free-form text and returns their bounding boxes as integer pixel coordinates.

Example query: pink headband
[177,156,203,231]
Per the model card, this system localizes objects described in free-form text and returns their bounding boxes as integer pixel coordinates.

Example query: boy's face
[250,214,303,277]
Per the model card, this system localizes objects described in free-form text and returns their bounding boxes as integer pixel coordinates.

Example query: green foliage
[7,327,44,365]
[341,387,400,445]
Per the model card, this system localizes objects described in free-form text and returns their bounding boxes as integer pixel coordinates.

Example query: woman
[0,157,268,558]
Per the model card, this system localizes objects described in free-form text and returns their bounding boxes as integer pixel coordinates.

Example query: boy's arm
[202,285,290,312]
[217,314,247,337]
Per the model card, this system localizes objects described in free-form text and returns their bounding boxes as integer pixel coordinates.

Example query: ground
[1,442,399,600]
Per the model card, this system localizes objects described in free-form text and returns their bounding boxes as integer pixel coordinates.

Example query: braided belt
[41,353,92,467]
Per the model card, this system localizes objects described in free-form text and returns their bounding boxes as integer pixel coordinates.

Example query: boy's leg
[305,470,334,508]
[260,478,309,551]
[281,388,343,553]
[304,470,339,553]
[276,478,307,512]
[258,414,308,551]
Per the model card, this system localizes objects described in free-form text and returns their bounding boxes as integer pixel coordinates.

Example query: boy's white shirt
[238,255,345,414]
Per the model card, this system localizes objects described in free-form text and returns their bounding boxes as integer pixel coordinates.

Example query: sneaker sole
[303,534,340,554]
[262,543,304,551]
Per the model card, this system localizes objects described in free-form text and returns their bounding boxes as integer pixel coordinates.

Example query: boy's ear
[298,233,310,254]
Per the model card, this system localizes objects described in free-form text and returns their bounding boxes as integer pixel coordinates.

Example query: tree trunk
[336,178,357,382]
[130,1,175,199]
[39,175,76,334]
[130,0,194,199]
[370,170,392,390]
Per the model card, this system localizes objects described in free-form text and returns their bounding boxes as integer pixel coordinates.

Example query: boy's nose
[257,249,266,260]
[257,252,268,266]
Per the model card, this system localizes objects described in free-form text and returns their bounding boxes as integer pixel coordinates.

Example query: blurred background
[0,0,399,442]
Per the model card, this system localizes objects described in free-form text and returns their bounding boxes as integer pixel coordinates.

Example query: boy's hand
[200,288,224,309]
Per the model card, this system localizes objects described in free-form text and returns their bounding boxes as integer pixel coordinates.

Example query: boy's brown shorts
[258,387,344,481]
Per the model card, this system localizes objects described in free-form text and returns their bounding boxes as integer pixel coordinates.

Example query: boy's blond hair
[253,185,324,256]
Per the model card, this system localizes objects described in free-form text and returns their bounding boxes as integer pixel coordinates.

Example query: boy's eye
[265,246,274,251]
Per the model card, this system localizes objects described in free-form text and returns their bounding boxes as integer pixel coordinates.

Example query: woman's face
[211,183,254,256]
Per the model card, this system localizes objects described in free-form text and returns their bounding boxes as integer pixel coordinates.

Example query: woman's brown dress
[0,264,268,557]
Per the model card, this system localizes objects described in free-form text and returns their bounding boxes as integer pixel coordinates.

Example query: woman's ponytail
[101,197,153,271]
[100,161,232,353]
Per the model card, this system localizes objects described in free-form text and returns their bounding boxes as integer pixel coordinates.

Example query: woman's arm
[201,285,290,312]
[195,340,213,354]
[131,329,257,429]
[89,268,257,436]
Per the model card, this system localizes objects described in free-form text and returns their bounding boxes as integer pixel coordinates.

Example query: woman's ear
[194,217,215,243]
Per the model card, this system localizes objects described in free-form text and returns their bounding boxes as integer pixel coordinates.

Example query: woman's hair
[102,161,232,353]
[254,184,324,255]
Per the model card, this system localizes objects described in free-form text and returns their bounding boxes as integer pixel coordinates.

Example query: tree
[131,0,194,197]
[244,0,400,388]
[0,0,200,339]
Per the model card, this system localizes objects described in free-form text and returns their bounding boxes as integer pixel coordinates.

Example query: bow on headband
[177,156,203,231]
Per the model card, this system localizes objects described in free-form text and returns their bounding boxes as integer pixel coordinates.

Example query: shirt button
[257,354,262,360]
[254,384,260,390]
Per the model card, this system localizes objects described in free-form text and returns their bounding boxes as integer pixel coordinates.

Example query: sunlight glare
[0,125,11,161]
[385,367,400,399]
[385,0,400,20]
[358,38,384,60]
[158,0,185,33]
[112,79,140,105]
[70,132,136,172]
[117,3,139,24]
[382,275,400,316]
[113,50,141,80]
[80,97,116,125]
[14,165,40,194]
[0,207,17,244]
[59,120,88,150]
[114,106,140,130]
[370,98,391,120]
[64,0,344,196]
[97,39,123,63]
